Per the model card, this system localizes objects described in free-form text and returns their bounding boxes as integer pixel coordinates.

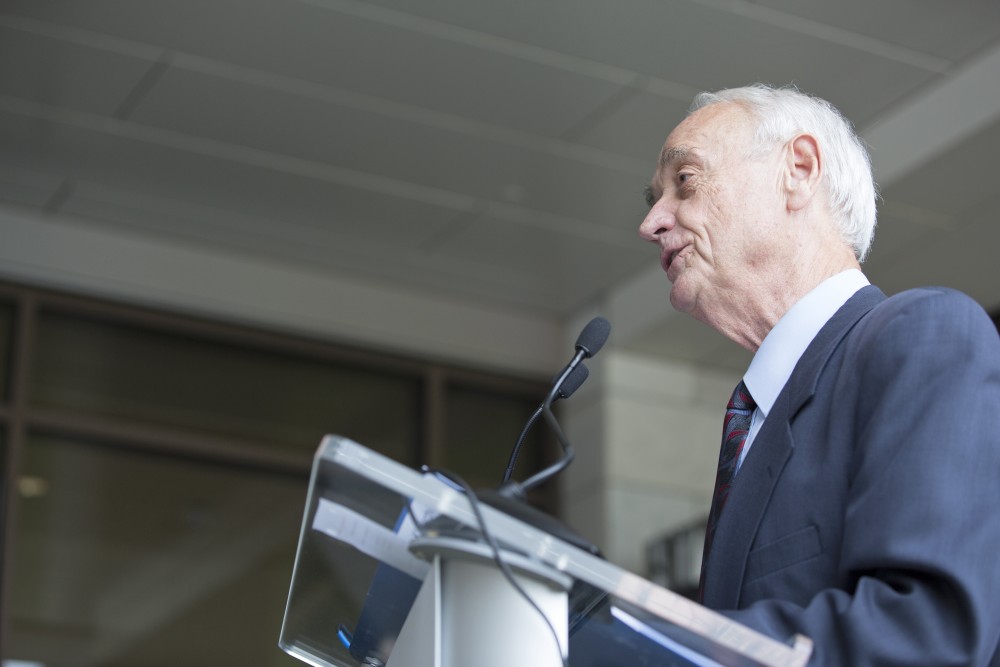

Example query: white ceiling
[2,0,1000,372]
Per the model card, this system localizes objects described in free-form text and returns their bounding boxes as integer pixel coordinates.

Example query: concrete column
[561,348,736,576]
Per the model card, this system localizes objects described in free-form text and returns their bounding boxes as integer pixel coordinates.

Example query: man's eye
[678,173,692,185]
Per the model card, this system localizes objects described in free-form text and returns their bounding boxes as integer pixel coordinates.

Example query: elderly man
[639,84,1000,665]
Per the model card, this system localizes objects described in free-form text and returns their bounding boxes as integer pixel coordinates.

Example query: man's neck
[710,246,861,353]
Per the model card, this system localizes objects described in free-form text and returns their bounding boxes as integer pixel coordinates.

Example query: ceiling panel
[431,208,653,312]
[0,114,469,246]
[0,164,65,209]
[860,122,1000,313]
[621,8,939,128]
[862,203,948,274]
[870,192,1000,312]
[3,0,621,136]
[575,89,691,160]
[752,0,1000,62]
[127,66,648,231]
[876,118,1000,218]
[359,0,940,125]
[53,180,584,314]
[62,178,464,252]
[0,22,151,117]
[2,0,332,62]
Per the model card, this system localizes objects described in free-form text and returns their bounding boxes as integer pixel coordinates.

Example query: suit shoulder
[855,286,999,354]
[869,286,992,327]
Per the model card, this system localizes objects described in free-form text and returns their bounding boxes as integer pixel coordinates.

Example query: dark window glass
[6,433,307,666]
[442,382,557,509]
[0,285,550,666]
[0,300,13,403]
[30,311,422,463]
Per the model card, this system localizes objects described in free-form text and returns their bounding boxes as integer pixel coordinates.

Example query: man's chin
[668,285,697,315]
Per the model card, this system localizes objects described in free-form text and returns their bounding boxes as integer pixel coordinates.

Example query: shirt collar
[743,269,869,418]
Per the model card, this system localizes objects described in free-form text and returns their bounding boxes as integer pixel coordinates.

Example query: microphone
[557,361,591,399]
[501,317,611,497]
[574,316,611,360]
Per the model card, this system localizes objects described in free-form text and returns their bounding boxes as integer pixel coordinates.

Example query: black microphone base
[478,487,602,558]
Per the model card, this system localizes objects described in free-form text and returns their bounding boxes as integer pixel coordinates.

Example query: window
[0,283,550,666]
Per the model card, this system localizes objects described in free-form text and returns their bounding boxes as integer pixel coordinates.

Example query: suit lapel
[702,286,886,609]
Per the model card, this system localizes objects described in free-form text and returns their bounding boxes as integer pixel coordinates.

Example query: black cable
[424,467,570,667]
[502,406,543,484]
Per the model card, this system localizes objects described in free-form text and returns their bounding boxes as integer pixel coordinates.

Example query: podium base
[385,536,570,667]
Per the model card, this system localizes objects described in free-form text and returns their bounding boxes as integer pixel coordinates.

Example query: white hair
[691,84,878,262]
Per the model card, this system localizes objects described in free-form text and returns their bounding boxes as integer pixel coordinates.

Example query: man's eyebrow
[659,146,693,168]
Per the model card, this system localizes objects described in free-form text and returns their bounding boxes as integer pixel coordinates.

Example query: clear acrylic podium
[279,435,813,667]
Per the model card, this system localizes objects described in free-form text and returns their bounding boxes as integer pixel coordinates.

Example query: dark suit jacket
[703,285,1000,666]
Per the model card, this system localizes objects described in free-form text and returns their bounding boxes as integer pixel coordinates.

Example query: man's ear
[784,133,822,212]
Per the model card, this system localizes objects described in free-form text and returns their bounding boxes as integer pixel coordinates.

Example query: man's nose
[638,202,675,242]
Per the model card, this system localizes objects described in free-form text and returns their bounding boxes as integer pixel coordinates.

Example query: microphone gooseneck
[501,317,611,497]
[502,363,589,484]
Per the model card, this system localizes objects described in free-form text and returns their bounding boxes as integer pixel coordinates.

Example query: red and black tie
[698,380,756,601]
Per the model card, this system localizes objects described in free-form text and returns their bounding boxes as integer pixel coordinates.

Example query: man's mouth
[663,245,685,275]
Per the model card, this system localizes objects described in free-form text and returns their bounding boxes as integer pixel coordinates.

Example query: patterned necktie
[698,380,756,600]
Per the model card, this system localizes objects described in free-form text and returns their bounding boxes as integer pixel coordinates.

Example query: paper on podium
[311,498,429,581]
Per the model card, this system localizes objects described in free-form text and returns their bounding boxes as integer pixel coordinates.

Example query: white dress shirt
[737,269,870,471]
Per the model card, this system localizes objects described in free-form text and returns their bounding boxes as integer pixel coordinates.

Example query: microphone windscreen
[575,317,611,358]
[557,363,589,399]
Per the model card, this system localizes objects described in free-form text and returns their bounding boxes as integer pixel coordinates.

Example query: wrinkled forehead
[654,103,755,173]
